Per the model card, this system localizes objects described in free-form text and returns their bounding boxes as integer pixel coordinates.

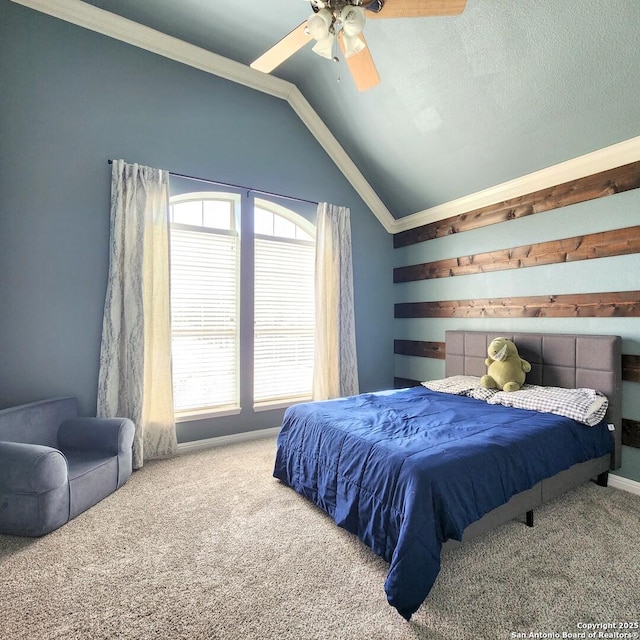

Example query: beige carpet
[1,437,638,640]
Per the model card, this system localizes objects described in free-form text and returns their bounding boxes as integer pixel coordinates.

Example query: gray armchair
[0,397,134,536]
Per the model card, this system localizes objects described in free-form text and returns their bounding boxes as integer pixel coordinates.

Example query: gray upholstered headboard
[444,331,622,469]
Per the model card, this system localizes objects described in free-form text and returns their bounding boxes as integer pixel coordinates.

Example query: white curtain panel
[97,160,177,468]
[313,203,359,400]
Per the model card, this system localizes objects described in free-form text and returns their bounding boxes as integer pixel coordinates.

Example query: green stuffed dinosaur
[480,336,531,392]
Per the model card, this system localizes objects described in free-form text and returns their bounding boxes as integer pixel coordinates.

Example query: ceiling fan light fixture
[341,5,366,36]
[311,32,336,59]
[340,5,366,58]
[340,33,366,58]
[307,8,333,41]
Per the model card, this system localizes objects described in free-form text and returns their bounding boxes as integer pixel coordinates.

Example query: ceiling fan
[250,0,467,91]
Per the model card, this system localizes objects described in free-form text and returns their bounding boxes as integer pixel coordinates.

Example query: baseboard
[609,473,640,496]
[177,426,280,454]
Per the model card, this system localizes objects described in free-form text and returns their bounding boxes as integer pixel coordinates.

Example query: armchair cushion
[63,450,119,519]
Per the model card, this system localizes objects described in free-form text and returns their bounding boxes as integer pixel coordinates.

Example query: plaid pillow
[422,376,499,401]
[487,385,608,426]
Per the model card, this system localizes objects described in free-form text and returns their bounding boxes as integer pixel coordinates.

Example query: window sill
[253,398,311,413]
[175,406,242,423]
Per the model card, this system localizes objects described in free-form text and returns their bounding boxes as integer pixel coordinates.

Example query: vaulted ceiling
[80,0,640,219]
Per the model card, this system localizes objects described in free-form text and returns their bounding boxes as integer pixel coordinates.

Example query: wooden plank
[394,340,446,359]
[394,226,640,282]
[395,291,640,318]
[394,161,640,248]
[622,354,640,382]
[622,418,640,449]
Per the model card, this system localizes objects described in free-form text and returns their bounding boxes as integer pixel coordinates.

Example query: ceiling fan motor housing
[307,1,367,59]
[309,0,383,14]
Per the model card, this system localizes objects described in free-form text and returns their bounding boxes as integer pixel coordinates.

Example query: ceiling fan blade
[338,32,380,92]
[250,22,312,73]
[366,0,467,18]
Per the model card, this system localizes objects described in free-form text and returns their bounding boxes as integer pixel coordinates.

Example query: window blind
[254,235,315,405]
[170,226,239,413]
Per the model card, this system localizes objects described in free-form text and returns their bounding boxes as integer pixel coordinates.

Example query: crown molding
[391,135,640,234]
[10,0,395,233]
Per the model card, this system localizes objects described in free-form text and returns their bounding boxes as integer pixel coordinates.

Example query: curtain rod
[107,160,318,206]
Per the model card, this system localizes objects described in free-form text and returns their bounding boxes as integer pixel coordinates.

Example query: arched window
[253,199,315,407]
[169,193,240,416]
[168,192,315,418]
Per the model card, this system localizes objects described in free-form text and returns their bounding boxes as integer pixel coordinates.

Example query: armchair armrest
[58,417,135,455]
[0,441,68,493]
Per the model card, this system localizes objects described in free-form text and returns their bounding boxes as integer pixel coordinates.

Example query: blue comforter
[273,386,613,619]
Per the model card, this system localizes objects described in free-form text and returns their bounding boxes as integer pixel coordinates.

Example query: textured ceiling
[81,0,640,218]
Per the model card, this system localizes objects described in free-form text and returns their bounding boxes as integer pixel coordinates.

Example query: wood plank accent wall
[395,291,640,319]
[393,159,640,451]
[393,161,640,249]
[622,355,640,382]
[395,226,640,282]
[394,340,445,359]
[394,343,640,448]
[622,420,640,449]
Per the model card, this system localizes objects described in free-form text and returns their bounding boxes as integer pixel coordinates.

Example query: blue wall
[393,192,640,482]
[0,1,395,441]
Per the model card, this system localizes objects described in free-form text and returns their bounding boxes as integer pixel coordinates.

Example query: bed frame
[441,330,622,551]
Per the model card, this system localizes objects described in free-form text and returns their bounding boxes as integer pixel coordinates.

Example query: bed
[273,331,622,620]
